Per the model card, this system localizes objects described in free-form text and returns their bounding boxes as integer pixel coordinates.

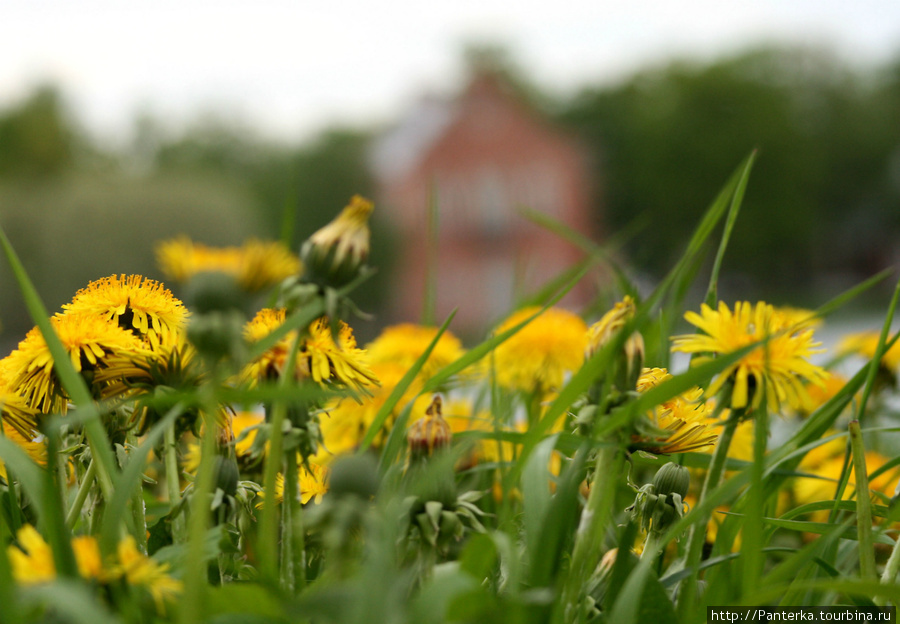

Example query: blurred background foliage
[559,46,900,303]
[0,44,898,342]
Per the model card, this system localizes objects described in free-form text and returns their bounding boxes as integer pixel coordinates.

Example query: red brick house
[370,70,598,335]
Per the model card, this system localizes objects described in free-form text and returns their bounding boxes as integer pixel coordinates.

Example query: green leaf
[21,581,121,624]
[99,403,181,556]
[718,512,895,545]
[521,435,557,571]
[605,551,678,624]
[526,441,588,589]
[0,436,45,518]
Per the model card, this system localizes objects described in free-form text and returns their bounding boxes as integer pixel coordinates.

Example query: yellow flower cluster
[8,525,181,613]
[156,237,301,292]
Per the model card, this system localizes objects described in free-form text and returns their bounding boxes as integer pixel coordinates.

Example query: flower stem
[127,429,148,554]
[164,422,187,543]
[676,412,739,617]
[557,442,624,622]
[849,420,876,581]
[178,387,219,624]
[641,531,663,563]
[65,458,96,529]
[280,449,300,592]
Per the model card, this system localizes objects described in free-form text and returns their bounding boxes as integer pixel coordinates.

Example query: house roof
[369,94,456,183]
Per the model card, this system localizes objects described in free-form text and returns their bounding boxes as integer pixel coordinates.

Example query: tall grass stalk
[676,401,739,616]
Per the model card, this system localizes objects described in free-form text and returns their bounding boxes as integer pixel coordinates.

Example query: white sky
[2,0,900,146]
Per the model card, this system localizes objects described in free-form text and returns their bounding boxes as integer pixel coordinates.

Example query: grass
[0,156,898,623]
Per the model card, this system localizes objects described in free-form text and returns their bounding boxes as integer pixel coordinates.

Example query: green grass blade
[643,152,754,314]
[0,226,118,502]
[517,204,637,298]
[719,513,893,545]
[705,151,756,307]
[0,437,45,516]
[849,420,877,579]
[521,435,557,573]
[855,278,900,423]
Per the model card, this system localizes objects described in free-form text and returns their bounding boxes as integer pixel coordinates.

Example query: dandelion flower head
[838,331,900,372]
[243,309,379,393]
[366,323,466,381]
[115,536,182,612]
[63,274,188,350]
[316,361,427,462]
[671,301,828,413]
[156,236,301,292]
[2,312,151,413]
[634,367,717,454]
[0,419,45,483]
[491,306,587,394]
[7,526,105,585]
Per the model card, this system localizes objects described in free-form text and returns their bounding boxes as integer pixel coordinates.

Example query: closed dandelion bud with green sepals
[653,461,690,500]
[328,453,379,500]
[213,455,240,498]
[627,462,690,536]
[301,195,373,287]
[186,310,247,365]
[183,271,245,314]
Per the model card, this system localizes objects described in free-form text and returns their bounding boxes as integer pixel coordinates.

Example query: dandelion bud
[183,271,245,315]
[213,455,240,498]
[328,453,380,500]
[586,296,643,393]
[627,462,690,538]
[652,462,690,500]
[301,195,373,287]
[186,310,247,365]
[407,395,453,459]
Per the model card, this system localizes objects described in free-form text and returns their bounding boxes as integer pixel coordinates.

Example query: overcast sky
[3,0,900,146]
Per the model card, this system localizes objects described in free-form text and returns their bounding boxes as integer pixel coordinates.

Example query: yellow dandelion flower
[796,373,849,416]
[724,417,755,463]
[71,535,104,580]
[366,323,466,381]
[243,309,379,393]
[116,536,182,613]
[157,236,301,292]
[2,312,151,413]
[492,306,587,394]
[316,361,427,461]
[0,381,40,440]
[63,274,188,350]
[633,367,717,455]
[794,437,899,523]
[671,301,828,413]
[300,463,330,504]
[257,463,330,507]
[231,410,264,459]
[94,334,202,399]
[0,419,46,482]
[839,331,900,372]
[7,525,56,584]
